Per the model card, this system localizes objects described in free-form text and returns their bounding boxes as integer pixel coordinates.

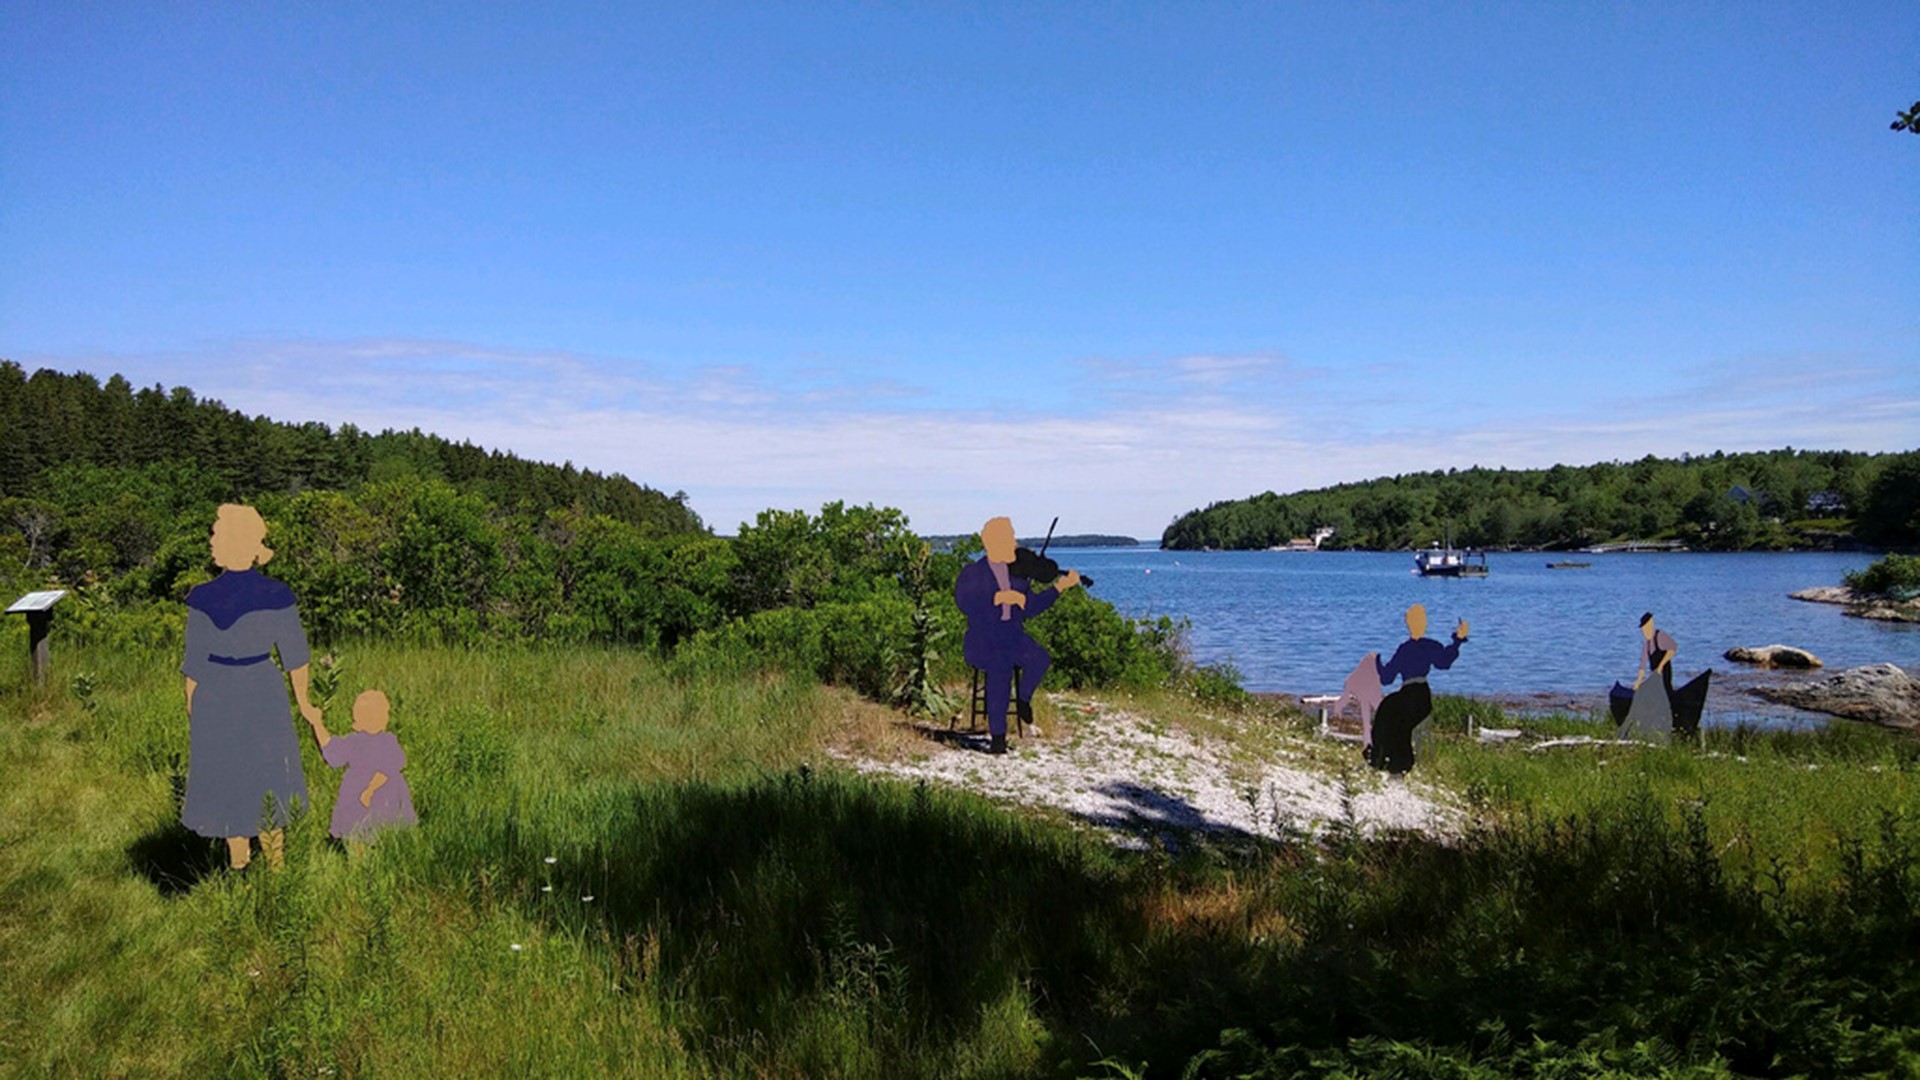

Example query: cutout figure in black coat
[1366,603,1468,775]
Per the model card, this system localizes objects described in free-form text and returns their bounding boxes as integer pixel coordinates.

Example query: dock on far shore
[1579,540,1690,554]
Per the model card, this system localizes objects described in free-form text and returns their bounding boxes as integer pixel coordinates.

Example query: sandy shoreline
[836,695,1461,846]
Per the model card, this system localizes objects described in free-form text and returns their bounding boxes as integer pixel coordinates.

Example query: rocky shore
[1790,586,1920,623]
[1754,664,1920,731]
[1725,644,1822,668]
[1263,666,1912,732]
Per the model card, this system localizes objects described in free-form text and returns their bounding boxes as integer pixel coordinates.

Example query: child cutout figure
[308,690,417,841]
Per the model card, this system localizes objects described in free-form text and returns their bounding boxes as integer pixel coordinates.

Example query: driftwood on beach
[1527,736,1661,752]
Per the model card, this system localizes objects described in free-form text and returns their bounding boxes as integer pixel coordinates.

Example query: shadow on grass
[908,723,996,752]
[421,768,1144,1072]
[887,726,1254,847]
[127,818,223,897]
[430,769,1920,1077]
[1080,779,1239,838]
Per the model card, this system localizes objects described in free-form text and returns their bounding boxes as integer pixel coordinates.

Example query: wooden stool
[953,666,1026,736]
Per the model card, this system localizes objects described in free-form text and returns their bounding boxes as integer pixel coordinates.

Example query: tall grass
[6,638,1920,1076]
[1429,709,1920,893]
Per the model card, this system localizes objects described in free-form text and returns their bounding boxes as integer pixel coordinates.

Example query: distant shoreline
[923,543,1890,555]
[1151,545,1885,556]
[925,534,1142,551]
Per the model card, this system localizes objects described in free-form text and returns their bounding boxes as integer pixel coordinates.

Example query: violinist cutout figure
[954,517,1083,754]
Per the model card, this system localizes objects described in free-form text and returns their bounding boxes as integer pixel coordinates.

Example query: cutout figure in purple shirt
[1616,612,1676,744]
[307,689,417,840]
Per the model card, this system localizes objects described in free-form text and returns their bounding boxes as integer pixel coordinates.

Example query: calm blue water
[1050,549,1919,721]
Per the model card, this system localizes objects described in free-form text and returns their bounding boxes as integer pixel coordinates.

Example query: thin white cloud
[17,338,1917,540]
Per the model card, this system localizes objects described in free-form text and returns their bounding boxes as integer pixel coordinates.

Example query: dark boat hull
[1609,670,1712,734]
[1671,670,1711,736]
[1608,681,1634,723]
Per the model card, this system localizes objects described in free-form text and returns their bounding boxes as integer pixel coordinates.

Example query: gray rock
[1789,586,1920,623]
[1724,644,1824,669]
[1754,664,1920,729]
[1849,598,1920,624]
[1789,586,1856,605]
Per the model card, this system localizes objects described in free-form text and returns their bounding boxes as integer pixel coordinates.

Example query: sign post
[7,590,69,686]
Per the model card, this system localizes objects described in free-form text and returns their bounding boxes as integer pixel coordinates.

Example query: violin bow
[1039,516,1058,557]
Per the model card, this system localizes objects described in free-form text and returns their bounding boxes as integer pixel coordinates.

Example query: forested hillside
[0,363,1200,704]
[1163,450,1920,552]
[0,362,703,535]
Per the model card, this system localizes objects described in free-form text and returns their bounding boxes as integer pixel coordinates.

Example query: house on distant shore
[1275,526,1336,551]
[1806,491,1847,514]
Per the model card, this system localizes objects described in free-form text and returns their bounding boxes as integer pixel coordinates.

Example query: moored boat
[1414,544,1488,577]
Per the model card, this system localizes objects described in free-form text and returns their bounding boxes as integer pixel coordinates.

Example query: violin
[1009,518,1094,589]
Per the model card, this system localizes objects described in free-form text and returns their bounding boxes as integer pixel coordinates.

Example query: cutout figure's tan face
[1405,603,1428,639]
[210,504,272,571]
[352,690,390,734]
[981,517,1017,564]
[1642,619,1656,641]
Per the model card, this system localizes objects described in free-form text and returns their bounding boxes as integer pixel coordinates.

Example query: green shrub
[1026,589,1184,691]
[1856,451,1920,548]
[48,585,184,654]
[892,541,960,717]
[1844,552,1920,598]
[1178,661,1250,708]
[730,502,915,614]
[676,596,917,700]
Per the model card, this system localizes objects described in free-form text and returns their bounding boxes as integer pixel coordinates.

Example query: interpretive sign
[7,590,68,686]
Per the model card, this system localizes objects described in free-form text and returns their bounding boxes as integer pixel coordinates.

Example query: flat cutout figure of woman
[181,504,324,870]
[1367,604,1468,775]
[1336,651,1384,753]
[1616,612,1674,745]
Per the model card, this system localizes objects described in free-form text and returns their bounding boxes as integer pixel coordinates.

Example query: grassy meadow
[6,624,1920,1077]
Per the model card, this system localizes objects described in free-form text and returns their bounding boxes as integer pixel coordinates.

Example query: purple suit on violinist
[953,518,1082,753]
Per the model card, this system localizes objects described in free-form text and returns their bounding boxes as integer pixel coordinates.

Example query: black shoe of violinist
[989,733,1007,755]
[1016,699,1034,732]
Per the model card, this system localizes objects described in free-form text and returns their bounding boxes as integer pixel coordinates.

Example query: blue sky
[3,3,1915,537]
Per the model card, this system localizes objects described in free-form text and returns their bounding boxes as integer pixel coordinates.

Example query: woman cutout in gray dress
[181,504,324,870]
[1616,612,1675,745]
